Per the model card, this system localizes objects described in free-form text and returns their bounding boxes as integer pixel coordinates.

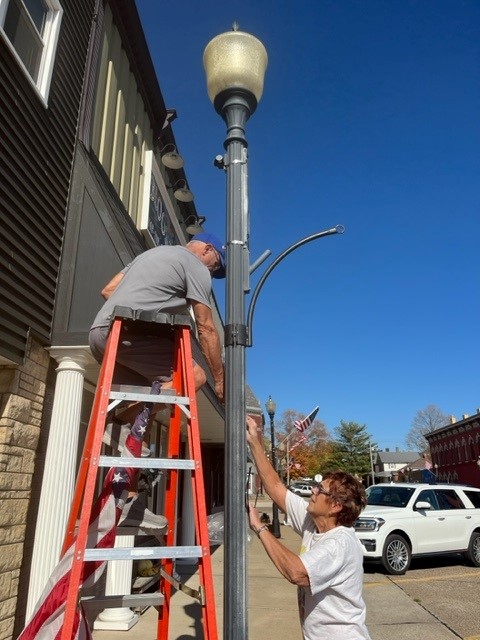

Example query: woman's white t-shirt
[286,491,371,640]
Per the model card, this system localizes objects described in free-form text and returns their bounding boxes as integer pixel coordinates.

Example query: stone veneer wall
[0,337,50,640]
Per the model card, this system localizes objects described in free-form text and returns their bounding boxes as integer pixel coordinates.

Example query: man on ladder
[89,232,225,413]
[89,233,226,527]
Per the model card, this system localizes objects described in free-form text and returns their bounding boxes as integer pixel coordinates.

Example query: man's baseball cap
[192,232,226,279]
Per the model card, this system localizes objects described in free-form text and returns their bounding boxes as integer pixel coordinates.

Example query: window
[434,489,465,510]
[0,0,63,103]
[366,486,414,508]
[417,489,439,510]
[464,490,480,509]
[91,4,153,223]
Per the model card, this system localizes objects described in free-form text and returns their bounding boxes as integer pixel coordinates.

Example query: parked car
[289,482,313,497]
[354,483,480,575]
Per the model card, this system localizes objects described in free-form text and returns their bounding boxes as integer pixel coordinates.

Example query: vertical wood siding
[0,0,95,363]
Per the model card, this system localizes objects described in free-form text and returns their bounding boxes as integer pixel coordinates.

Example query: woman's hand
[246,415,261,446]
[248,503,263,532]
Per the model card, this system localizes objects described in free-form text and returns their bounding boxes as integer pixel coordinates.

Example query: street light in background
[265,396,281,539]
[203,24,268,640]
[368,438,376,486]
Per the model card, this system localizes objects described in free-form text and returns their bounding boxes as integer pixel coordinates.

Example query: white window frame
[139,150,184,248]
[0,0,63,105]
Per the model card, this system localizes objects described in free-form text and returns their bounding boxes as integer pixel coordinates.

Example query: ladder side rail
[60,318,123,640]
[61,320,122,555]
[157,326,184,639]
[182,327,219,640]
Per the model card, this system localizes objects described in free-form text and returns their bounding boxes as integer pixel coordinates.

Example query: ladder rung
[81,593,164,608]
[109,390,190,406]
[111,384,178,395]
[98,456,196,470]
[83,546,203,561]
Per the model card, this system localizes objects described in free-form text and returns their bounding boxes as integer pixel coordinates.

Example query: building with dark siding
[0,1,244,634]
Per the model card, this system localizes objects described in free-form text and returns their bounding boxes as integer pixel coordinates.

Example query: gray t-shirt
[91,245,212,329]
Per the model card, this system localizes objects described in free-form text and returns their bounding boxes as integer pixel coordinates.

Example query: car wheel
[465,531,480,567]
[382,534,411,575]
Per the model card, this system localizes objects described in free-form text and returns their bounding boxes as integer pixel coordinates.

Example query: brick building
[425,411,480,488]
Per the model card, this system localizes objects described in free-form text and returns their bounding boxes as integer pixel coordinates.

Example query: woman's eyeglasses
[313,483,333,498]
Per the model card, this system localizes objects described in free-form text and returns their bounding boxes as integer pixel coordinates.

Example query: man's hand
[246,415,262,446]
[214,380,224,404]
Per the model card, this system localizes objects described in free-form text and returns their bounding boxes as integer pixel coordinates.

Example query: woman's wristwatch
[254,524,269,538]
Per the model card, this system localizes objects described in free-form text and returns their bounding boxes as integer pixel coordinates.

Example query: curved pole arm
[246,224,345,347]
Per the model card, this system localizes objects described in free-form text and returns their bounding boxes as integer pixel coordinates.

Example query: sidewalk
[93,498,460,640]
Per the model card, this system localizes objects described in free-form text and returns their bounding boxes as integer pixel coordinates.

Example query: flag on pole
[294,406,319,433]
[18,381,161,640]
[423,455,432,470]
[289,435,307,453]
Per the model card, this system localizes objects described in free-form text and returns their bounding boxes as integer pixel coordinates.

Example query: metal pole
[246,225,344,347]
[286,437,290,487]
[268,412,281,538]
[369,438,375,486]
[220,92,254,640]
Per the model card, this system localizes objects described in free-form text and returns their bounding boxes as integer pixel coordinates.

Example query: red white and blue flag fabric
[294,406,319,433]
[289,434,307,453]
[18,381,161,640]
[421,454,435,483]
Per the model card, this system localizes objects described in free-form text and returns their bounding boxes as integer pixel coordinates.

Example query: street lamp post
[265,396,281,539]
[286,437,291,487]
[203,25,268,640]
[368,438,375,487]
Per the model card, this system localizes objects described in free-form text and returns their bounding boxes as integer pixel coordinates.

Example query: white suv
[354,483,480,574]
[289,482,313,497]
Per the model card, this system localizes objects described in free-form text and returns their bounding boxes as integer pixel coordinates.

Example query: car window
[464,490,480,508]
[366,486,414,507]
[417,489,439,510]
[434,489,465,510]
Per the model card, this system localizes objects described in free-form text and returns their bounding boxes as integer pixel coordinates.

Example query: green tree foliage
[405,405,449,454]
[322,420,373,478]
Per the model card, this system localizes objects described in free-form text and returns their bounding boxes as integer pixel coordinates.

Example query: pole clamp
[225,324,248,347]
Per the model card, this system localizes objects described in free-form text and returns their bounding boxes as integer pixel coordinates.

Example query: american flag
[18,382,161,640]
[294,406,319,433]
[289,434,307,453]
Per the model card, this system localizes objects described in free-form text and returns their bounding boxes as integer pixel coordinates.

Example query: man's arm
[246,416,287,513]
[190,300,224,402]
[101,272,124,299]
[249,505,310,587]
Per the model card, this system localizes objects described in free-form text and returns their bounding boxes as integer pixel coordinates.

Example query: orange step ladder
[59,306,218,640]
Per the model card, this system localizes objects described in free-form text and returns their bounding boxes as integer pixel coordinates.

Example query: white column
[26,348,90,619]
[94,535,138,630]
[176,469,197,566]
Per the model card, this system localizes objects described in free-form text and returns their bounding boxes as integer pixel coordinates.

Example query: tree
[405,405,449,453]
[322,421,372,479]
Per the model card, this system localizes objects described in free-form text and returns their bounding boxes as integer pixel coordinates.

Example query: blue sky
[136,0,480,450]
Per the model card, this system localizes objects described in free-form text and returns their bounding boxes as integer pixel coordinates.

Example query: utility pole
[369,438,376,486]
